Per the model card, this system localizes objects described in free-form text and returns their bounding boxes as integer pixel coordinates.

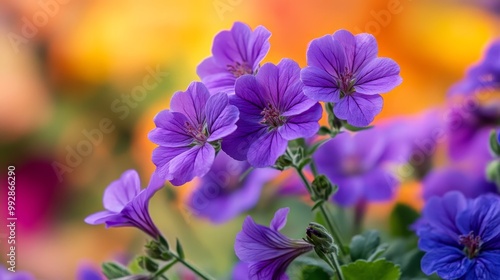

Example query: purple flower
[222,59,322,167]
[450,40,500,96]
[423,167,497,200]
[235,208,314,280]
[188,151,278,223]
[301,30,402,127]
[0,266,34,280]
[446,99,498,169]
[77,263,104,280]
[149,82,239,185]
[416,191,500,279]
[314,129,400,206]
[197,22,271,94]
[232,262,250,280]
[85,170,164,239]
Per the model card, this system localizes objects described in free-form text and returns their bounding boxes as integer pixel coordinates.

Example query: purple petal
[103,170,141,212]
[248,131,288,168]
[222,119,266,161]
[168,144,215,186]
[421,247,471,278]
[170,82,210,126]
[306,34,346,79]
[334,93,383,127]
[152,146,191,181]
[466,252,500,279]
[423,192,467,238]
[362,168,398,202]
[277,59,317,115]
[301,66,341,103]
[332,176,365,206]
[234,75,268,110]
[355,58,402,95]
[205,92,240,141]
[84,210,118,225]
[247,25,272,69]
[278,103,322,140]
[197,57,237,94]
[270,208,289,231]
[333,30,378,73]
[149,111,192,147]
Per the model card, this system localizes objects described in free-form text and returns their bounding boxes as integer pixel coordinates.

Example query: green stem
[153,252,214,280]
[294,167,348,257]
[330,253,345,280]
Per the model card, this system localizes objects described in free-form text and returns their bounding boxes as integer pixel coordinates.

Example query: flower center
[227,62,253,78]
[338,69,356,98]
[342,156,363,175]
[459,231,482,259]
[260,104,286,129]
[185,122,208,144]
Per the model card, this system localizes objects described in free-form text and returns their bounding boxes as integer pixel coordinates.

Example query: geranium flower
[197,21,271,94]
[235,208,314,279]
[416,191,500,279]
[222,58,322,167]
[149,82,239,185]
[85,170,164,239]
[301,29,401,127]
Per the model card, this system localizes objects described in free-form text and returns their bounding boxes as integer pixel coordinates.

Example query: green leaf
[176,238,185,260]
[341,121,373,132]
[299,265,332,280]
[349,230,380,261]
[101,262,131,279]
[389,204,420,237]
[341,259,401,280]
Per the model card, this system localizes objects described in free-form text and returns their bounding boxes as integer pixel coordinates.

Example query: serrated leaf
[389,204,420,238]
[341,259,401,280]
[349,230,380,261]
[176,238,185,259]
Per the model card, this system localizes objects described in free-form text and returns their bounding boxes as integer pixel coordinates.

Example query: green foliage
[341,259,401,280]
[350,230,387,261]
[102,262,131,279]
[389,203,420,237]
[489,130,500,156]
[176,238,185,260]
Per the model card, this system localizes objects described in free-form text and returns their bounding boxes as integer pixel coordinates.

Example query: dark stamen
[260,104,286,129]
[227,62,253,78]
[459,231,482,259]
[185,122,208,143]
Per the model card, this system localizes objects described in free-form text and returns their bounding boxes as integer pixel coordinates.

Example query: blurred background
[0,0,499,279]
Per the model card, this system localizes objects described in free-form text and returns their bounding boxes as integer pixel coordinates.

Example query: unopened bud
[311,175,334,202]
[489,130,500,156]
[145,240,171,261]
[306,222,338,255]
[486,160,500,188]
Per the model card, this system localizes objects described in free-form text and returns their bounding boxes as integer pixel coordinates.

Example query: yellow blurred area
[0,0,498,278]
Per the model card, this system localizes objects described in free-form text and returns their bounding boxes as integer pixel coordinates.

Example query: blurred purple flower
[149,82,239,185]
[0,266,34,280]
[422,167,497,200]
[450,40,500,96]
[301,30,401,127]
[85,170,164,239]
[222,59,322,167]
[188,151,278,223]
[77,263,104,280]
[446,99,498,170]
[235,208,313,280]
[197,22,271,94]
[416,191,500,279]
[314,129,400,206]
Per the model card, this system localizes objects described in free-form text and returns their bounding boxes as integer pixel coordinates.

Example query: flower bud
[311,175,335,202]
[306,222,338,255]
[145,240,171,261]
[490,130,500,157]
